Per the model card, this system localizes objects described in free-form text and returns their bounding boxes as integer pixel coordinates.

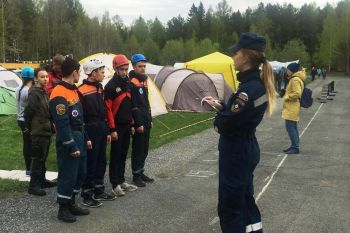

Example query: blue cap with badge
[229,32,266,54]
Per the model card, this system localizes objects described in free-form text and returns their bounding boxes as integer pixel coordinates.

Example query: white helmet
[83,58,105,75]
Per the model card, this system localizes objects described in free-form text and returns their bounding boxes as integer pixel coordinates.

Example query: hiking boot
[42,179,57,188]
[141,173,154,183]
[28,186,46,196]
[58,204,76,223]
[286,148,299,154]
[93,192,116,201]
[112,185,126,197]
[133,176,146,187]
[81,198,103,208]
[69,203,90,216]
[121,182,138,192]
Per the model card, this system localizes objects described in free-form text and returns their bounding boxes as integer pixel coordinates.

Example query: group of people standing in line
[15,31,307,232]
[16,53,154,223]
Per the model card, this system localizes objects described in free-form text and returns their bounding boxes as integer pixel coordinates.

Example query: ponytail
[241,48,276,116]
[261,60,276,116]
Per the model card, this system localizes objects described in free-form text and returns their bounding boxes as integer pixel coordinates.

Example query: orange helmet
[113,54,129,69]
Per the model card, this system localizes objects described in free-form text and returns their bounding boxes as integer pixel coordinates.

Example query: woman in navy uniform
[204,32,276,233]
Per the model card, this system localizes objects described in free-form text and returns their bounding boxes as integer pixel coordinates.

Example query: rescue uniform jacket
[104,73,133,132]
[78,79,107,124]
[282,70,305,122]
[49,81,88,154]
[129,70,152,128]
[24,86,52,137]
[214,69,267,137]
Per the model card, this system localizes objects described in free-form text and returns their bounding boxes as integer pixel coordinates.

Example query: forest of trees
[1,0,350,72]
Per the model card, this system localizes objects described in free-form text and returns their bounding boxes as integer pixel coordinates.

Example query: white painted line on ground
[264,176,270,182]
[209,216,220,225]
[256,103,324,202]
[203,159,217,162]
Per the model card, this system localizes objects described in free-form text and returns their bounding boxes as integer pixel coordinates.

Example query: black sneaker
[93,192,116,201]
[283,147,291,153]
[286,148,299,154]
[58,205,76,223]
[141,174,154,183]
[133,176,146,187]
[69,203,90,216]
[28,187,46,196]
[81,198,103,208]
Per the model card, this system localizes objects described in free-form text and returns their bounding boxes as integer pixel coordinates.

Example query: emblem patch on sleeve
[56,104,66,115]
[230,92,249,113]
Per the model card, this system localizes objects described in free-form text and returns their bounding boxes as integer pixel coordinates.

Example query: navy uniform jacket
[129,70,152,128]
[49,81,87,154]
[214,69,267,137]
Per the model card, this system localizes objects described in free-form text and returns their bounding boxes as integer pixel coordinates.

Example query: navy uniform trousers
[57,130,87,204]
[81,121,107,199]
[218,135,263,233]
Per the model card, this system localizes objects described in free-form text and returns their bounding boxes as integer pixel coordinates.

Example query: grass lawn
[0,111,214,198]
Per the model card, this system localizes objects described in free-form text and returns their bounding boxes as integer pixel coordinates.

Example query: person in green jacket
[25,68,56,196]
[282,63,305,154]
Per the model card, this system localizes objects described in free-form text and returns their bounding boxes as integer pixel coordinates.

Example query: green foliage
[0,0,349,70]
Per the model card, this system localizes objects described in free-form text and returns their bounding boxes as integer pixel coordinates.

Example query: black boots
[58,195,89,223]
[69,194,90,216]
[41,171,57,188]
[42,179,57,188]
[58,204,76,223]
[28,173,46,196]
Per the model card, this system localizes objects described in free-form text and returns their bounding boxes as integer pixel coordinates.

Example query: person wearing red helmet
[105,54,138,196]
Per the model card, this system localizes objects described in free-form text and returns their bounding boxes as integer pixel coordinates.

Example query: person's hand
[136,125,144,133]
[86,140,92,150]
[107,135,111,144]
[131,127,135,135]
[111,131,118,141]
[70,150,80,157]
[202,96,222,110]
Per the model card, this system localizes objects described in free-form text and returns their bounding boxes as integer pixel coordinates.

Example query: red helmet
[113,54,129,69]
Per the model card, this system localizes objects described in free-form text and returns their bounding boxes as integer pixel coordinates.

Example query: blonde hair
[241,49,276,116]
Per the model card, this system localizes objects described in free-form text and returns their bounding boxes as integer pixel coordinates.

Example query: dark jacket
[49,82,88,154]
[104,73,133,132]
[78,79,106,123]
[129,70,152,128]
[214,69,267,137]
[24,86,52,137]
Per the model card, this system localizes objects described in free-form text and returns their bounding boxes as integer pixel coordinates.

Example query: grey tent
[161,70,221,112]
[154,66,176,89]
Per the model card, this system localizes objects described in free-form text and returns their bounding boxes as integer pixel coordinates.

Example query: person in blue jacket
[204,32,276,233]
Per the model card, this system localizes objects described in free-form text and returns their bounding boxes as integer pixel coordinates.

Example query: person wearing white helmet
[78,58,116,208]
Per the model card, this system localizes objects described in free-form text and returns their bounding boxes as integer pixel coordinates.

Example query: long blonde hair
[241,49,276,116]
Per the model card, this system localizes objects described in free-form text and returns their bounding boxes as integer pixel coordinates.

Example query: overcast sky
[79,0,340,25]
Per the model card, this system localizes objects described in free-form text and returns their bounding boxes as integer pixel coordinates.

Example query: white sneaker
[112,185,125,197]
[121,182,138,192]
